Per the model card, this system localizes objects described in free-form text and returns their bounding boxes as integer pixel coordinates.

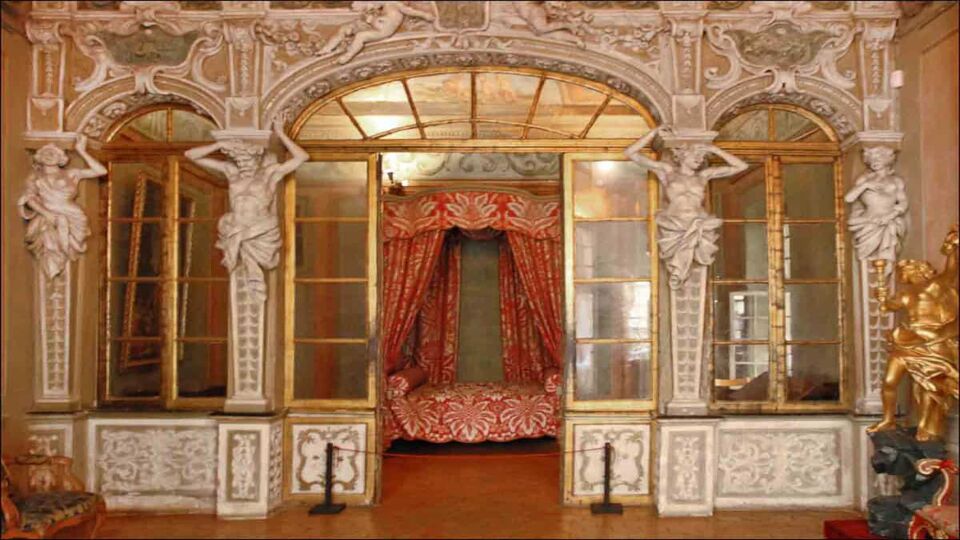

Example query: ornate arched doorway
[283,66,662,505]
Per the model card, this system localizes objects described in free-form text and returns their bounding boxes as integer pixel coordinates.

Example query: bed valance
[382,190,561,240]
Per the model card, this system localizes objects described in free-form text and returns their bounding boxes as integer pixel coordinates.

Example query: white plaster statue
[318,1,435,65]
[845,146,908,267]
[184,121,308,300]
[511,1,592,48]
[625,127,749,288]
[17,135,107,279]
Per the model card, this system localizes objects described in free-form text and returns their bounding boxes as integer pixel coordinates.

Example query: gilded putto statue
[867,224,959,441]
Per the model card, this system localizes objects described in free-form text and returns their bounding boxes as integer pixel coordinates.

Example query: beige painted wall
[1,25,36,454]
[897,4,959,262]
[896,2,960,481]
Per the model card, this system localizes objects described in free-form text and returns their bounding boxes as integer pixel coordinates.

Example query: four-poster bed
[380,189,564,445]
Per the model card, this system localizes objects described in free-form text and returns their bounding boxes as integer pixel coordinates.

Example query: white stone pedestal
[656,417,719,516]
[217,415,284,519]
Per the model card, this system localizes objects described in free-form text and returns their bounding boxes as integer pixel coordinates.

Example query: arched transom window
[292,68,654,141]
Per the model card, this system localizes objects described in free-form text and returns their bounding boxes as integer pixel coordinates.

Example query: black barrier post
[590,442,623,515]
[309,442,346,515]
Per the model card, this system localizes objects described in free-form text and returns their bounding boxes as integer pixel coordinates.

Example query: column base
[665,400,709,417]
[223,398,270,414]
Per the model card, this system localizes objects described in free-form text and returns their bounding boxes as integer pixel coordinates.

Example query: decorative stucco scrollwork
[66,1,226,95]
[703,4,856,94]
[706,75,862,139]
[66,76,226,142]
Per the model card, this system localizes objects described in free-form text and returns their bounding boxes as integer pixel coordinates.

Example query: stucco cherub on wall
[317,1,436,64]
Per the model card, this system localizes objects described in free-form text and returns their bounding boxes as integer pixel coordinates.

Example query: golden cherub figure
[867,224,959,441]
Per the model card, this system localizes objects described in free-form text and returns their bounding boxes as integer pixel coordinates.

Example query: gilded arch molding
[705,74,863,138]
[65,75,227,141]
[261,46,673,133]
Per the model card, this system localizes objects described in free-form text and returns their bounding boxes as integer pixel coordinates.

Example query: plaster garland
[229,432,259,500]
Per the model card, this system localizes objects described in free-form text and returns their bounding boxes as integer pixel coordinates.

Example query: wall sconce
[386,170,406,195]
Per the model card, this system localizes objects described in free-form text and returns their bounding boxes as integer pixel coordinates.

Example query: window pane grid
[710,152,844,410]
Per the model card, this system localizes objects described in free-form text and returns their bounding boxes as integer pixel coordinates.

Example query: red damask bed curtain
[381,190,563,380]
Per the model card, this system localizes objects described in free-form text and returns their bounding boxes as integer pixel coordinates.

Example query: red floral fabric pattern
[506,232,564,367]
[383,191,561,240]
[387,382,561,444]
[414,236,461,384]
[381,230,446,373]
[499,242,550,383]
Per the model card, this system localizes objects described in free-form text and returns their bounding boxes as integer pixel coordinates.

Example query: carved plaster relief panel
[858,19,897,131]
[289,423,366,496]
[704,2,856,94]
[26,20,66,133]
[25,414,79,458]
[668,265,708,414]
[87,417,218,511]
[657,419,718,516]
[715,418,853,508]
[570,422,650,498]
[67,1,227,96]
[217,418,284,518]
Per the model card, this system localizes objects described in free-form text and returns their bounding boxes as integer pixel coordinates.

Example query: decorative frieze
[289,423,366,496]
[715,418,854,508]
[87,417,218,512]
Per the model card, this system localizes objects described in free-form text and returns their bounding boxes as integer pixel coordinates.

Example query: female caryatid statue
[17,135,107,279]
[625,127,748,288]
[868,224,959,441]
[845,146,909,267]
[185,120,308,301]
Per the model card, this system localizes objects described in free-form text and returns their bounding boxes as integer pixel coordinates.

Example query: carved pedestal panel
[34,269,74,408]
[225,272,269,413]
[715,417,854,509]
[656,418,719,516]
[285,413,377,506]
[666,265,708,416]
[854,261,894,414]
[86,415,218,512]
[217,415,284,518]
[563,414,652,505]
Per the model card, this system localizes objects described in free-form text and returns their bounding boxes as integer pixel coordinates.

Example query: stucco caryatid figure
[185,121,307,407]
[625,126,749,289]
[18,135,107,279]
[18,134,107,404]
[625,127,747,416]
[845,146,909,269]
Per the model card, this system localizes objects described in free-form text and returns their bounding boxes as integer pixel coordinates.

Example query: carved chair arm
[4,455,85,494]
[0,460,22,531]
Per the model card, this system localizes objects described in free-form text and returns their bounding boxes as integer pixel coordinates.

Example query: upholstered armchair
[1,455,105,539]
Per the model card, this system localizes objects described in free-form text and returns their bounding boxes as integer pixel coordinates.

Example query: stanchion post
[590,442,623,515]
[309,442,347,515]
